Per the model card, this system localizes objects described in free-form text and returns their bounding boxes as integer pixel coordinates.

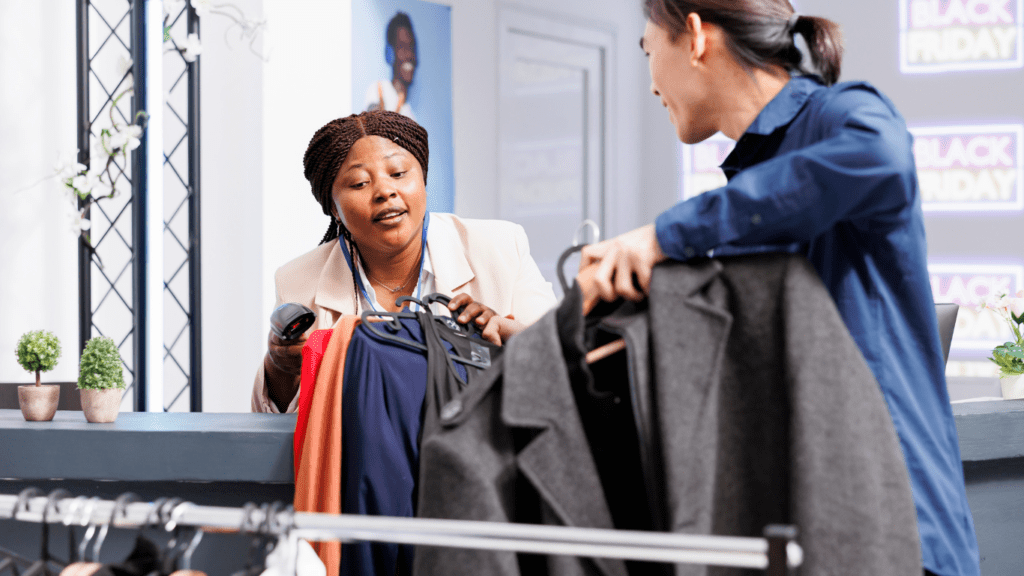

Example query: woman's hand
[579,224,667,302]
[264,331,307,412]
[447,294,526,346]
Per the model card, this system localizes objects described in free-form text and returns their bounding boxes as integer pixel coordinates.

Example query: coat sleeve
[251,270,300,413]
[655,86,918,260]
[508,223,558,326]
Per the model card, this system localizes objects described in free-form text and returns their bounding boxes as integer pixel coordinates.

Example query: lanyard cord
[339,212,430,314]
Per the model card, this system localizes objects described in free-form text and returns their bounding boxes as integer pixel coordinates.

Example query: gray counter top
[1,399,1021,484]
[951,399,1024,462]
[0,410,297,483]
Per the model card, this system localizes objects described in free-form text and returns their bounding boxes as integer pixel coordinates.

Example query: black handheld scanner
[270,303,316,341]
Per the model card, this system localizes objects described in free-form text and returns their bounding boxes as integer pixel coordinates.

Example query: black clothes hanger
[361,296,492,370]
[22,489,71,576]
[420,293,484,338]
[230,502,277,576]
[557,243,587,295]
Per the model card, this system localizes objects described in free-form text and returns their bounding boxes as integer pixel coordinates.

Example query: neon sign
[900,0,1024,73]
[912,124,1024,212]
[929,263,1024,351]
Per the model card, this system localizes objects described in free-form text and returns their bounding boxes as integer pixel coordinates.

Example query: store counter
[0,410,297,574]
[952,399,1024,575]
[0,403,1022,572]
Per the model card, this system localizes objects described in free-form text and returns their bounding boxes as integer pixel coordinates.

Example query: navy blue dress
[339,314,496,576]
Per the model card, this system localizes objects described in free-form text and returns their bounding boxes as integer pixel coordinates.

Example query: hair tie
[787,13,801,34]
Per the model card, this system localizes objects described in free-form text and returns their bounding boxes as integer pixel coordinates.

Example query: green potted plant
[15,330,62,421]
[77,336,126,423]
[980,292,1024,400]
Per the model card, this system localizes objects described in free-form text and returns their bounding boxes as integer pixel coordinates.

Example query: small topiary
[77,336,126,390]
[16,330,62,386]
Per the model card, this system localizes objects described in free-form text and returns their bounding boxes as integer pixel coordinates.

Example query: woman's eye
[350,181,368,189]
[392,171,407,178]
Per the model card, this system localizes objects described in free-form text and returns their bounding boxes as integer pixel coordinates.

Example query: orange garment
[293,316,360,576]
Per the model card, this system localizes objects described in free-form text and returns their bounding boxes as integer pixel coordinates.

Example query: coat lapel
[502,311,628,576]
[314,240,358,322]
[426,213,475,295]
[648,260,732,535]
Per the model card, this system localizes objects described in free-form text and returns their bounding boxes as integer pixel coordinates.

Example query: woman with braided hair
[580,1,979,575]
[253,110,555,414]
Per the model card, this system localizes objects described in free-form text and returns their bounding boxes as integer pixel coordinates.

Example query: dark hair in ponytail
[643,0,844,86]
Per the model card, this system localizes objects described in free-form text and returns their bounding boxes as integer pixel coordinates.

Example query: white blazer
[252,213,557,412]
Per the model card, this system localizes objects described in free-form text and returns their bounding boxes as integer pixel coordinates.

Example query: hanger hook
[573,219,601,246]
[163,500,189,532]
[92,493,140,563]
[61,496,88,526]
[239,502,259,533]
[76,497,102,562]
[43,489,71,524]
[180,528,205,571]
[14,487,43,521]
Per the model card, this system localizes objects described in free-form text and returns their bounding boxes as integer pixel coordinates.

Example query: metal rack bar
[0,495,801,572]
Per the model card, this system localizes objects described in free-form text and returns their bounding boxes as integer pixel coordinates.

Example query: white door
[499,11,614,297]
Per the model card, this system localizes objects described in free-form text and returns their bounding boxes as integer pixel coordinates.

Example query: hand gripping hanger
[360,295,491,370]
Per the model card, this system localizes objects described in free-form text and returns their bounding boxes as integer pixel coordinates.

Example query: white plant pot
[80,388,124,423]
[999,374,1024,400]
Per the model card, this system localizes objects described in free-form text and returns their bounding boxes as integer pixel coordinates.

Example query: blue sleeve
[655,87,918,260]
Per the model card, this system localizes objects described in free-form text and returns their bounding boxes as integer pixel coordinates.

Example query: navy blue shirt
[655,76,979,576]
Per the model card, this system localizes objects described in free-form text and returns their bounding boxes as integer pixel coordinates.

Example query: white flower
[163,0,185,17]
[181,33,203,62]
[69,210,92,235]
[123,125,143,151]
[1009,297,1024,319]
[71,172,98,195]
[192,0,212,16]
[54,152,86,180]
[116,54,134,89]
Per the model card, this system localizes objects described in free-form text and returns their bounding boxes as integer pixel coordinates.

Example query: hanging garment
[293,317,361,576]
[89,536,161,576]
[294,329,335,473]
[340,313,501,576]
[414,253,921,576]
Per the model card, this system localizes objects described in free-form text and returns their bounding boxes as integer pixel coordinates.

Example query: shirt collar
[742,75,822,136]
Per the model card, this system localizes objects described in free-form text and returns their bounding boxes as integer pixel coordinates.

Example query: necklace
[365,267,415,293]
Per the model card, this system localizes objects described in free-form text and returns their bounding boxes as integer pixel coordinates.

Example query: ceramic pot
[80,388,123,423]
[18,385,60,421]
[1000,374,1024,400]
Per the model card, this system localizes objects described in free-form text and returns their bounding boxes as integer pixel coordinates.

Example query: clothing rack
[0,492,802,575]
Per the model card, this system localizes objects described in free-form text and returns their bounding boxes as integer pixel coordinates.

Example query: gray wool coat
[413,254,921,576]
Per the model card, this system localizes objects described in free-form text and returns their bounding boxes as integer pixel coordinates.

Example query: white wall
[0,1,80,384]
[200,0,267,412]
[0,0,660,410]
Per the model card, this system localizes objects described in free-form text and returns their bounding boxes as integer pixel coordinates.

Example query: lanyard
[339,212,430,313]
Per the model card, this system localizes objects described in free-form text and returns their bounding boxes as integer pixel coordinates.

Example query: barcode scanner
[270,303,316,341]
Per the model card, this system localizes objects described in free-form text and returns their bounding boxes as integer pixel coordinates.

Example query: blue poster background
[352,0,454,214]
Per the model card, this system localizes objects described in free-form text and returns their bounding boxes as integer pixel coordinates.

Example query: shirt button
[751,213,762,225]
[684,247,696,258]
[441,399,463,421]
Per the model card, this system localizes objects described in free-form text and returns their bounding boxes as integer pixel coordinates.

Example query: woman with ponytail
[581,1,979,575]
[253,110,556,414]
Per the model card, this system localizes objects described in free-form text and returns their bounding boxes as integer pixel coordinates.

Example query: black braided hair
[303,110,429,245]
